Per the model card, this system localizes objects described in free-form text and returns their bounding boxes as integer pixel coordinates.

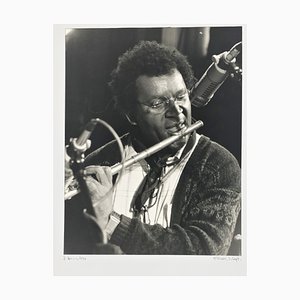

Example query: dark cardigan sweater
[64,135,241,255]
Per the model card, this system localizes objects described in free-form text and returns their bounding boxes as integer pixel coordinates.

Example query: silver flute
[110,120,203,175]
[64,120,203,200]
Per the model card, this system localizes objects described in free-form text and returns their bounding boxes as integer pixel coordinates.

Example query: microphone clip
[228,60,242,83]
[67,137,91,165]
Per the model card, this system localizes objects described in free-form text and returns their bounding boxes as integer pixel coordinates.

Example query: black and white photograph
[2,0,299,297]
[54,25,244,274]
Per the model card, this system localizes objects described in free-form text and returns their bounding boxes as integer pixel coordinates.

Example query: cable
[93,118,126,206]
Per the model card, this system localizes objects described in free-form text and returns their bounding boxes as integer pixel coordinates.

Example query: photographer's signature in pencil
[213,256,240,262]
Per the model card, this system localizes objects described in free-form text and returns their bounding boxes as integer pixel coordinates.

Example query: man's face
[132,69,192,154]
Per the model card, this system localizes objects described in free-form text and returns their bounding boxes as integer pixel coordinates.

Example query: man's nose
[166,99,183,118]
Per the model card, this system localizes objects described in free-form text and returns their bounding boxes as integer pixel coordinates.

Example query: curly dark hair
[109,40,195,113]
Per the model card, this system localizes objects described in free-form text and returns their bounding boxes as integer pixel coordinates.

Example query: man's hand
[84,166,113,230]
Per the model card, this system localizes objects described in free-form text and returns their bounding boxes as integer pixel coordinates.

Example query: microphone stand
[67,138,106,245]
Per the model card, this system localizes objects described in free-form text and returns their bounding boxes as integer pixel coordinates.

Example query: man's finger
[84,176,99,196]
[102,166,112,185]
[84,166,111,185]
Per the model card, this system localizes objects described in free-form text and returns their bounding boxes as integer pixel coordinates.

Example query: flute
[110,120,203,175]
[64,120,203,200]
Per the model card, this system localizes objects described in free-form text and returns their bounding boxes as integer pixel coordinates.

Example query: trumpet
[64,120,203,200]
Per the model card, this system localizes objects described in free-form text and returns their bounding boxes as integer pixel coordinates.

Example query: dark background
[65,26,242,165]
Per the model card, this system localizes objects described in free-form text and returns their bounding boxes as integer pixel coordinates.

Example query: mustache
[166,117,187,130]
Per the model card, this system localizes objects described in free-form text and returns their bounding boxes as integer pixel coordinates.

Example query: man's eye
[151,100,164,108]
[177,93,187,100]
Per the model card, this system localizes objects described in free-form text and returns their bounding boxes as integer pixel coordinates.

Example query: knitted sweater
[64,135,241,255]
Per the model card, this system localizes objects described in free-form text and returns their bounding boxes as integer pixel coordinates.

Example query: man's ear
[124,113,137,126]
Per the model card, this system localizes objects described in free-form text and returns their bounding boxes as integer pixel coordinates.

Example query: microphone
[190,41,242,108]
[67,119,98,162]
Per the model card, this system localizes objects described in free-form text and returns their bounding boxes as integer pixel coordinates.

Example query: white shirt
[112,134,201,227]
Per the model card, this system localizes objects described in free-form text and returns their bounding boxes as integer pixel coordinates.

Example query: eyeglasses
[138,89,190,115]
